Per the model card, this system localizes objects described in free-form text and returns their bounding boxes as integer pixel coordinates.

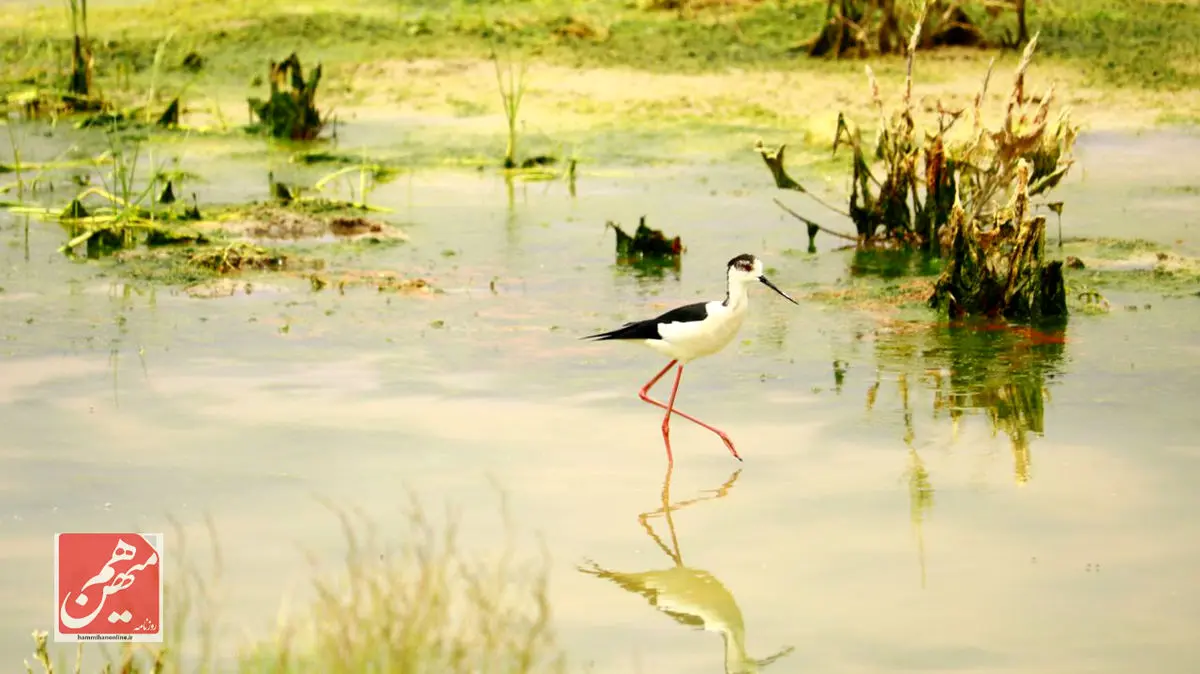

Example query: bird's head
[726,254,798,305]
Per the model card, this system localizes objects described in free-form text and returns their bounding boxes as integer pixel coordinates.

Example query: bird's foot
[719,434,743,462]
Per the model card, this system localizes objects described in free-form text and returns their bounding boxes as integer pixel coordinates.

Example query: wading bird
[583,253,798,462]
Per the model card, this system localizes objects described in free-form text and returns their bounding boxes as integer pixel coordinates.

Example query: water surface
[1,125,1199,672]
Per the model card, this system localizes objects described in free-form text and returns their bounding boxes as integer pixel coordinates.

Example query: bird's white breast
[652,300,747,362]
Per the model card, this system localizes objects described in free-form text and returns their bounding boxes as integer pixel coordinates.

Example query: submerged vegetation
[0,121,421,294]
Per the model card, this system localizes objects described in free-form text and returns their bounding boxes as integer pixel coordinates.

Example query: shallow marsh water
[1,123,1200,672]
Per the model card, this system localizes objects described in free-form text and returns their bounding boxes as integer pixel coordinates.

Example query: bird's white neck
[724,280,751,312]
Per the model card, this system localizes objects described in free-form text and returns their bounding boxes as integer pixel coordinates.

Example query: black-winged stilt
[583,253,798,462]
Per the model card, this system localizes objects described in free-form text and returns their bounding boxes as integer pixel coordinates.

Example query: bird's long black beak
[759,275,799,305]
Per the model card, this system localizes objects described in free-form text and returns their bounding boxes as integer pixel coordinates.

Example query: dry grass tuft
[20,494,568,674]
[239,496,566,674]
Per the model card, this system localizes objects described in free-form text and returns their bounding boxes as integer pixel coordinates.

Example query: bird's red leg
[659,364,685,463]
[639,361,742,461]
[638,360,678,400]
[639,360,678,463]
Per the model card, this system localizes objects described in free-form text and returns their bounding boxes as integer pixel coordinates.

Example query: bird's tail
[579,322,638,341]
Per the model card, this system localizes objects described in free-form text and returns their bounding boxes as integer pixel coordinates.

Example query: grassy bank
[4,0,1200,85]
[2,0,1199,141]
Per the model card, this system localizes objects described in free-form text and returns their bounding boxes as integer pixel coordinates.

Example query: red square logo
[54,533,163,643]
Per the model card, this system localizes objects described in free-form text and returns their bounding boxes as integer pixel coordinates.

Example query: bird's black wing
[582,301,710,341]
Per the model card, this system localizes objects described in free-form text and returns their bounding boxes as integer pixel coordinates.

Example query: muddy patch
[182,277,294,299]
[112,240,319,287]
[306,270,436,295]
[209,204,409,243]
[807,278,937,316]
[1058,238,1200,297]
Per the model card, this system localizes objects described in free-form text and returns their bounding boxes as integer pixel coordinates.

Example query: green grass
[3,0,1199,108]
[1034,0,1200,91]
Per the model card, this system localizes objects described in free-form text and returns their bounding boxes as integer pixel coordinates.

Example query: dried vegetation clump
[758,4,1078,321]
[111,240,319,290]
[608,216,684,259]
[248,53,327,140]
[186,241,292,274]
[606,215,685,274]
[804,0,1030,58]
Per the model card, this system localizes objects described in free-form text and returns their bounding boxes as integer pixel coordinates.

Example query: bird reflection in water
[578,464,795,673]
